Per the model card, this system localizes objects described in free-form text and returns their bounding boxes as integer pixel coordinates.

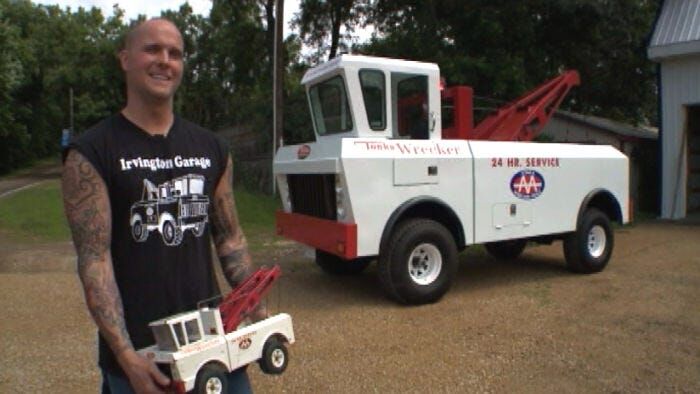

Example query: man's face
[120,20,184,103]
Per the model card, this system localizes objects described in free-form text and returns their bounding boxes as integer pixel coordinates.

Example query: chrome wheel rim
[205,376,223,394]
[587,225,606,258]
[407,243,442,285]
[271,348,285,368]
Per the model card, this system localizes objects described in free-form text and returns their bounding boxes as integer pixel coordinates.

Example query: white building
[648,0,700,219]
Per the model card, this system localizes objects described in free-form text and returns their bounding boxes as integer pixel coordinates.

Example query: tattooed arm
[62,150,169,393]
[210,156,267,320]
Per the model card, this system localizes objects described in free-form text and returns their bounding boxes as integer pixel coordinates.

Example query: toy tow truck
[137,266,294,394]
[273,55,630,304]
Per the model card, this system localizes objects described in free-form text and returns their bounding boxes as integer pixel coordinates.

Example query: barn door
[688,106,700,213]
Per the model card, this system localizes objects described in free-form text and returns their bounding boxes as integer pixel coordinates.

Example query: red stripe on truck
[276,211,357,259]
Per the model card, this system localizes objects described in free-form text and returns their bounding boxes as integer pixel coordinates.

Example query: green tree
[294,0,368,61]
[359,0,658,125]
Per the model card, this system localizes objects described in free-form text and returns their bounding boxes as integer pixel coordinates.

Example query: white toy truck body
[138,310,294,393]
[274,55,629,304]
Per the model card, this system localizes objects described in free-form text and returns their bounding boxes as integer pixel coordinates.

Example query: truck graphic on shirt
[129,174,209,246]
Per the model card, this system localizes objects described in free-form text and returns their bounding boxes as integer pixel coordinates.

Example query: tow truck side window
[392,73,429,139]
[359,69,386,131]
[309,75,353,135]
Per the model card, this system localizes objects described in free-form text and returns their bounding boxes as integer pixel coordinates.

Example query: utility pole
[272,0,284,194]
[69,87,74,131]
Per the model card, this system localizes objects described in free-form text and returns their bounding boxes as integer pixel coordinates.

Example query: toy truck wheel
[193,363,228,394]
[563,208,614,273]
[131,215,149,242]
[378,219,458,305]
[484,239,527,260]
[259,337,288,374]
[315,250,372,275]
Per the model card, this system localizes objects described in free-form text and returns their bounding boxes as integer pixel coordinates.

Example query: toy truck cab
[274,55,629,305]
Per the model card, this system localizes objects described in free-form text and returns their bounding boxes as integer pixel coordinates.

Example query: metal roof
[554,111,658,140]
[648,0,700,60]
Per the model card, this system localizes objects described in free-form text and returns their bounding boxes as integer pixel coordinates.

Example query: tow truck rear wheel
[379,218,457,305]
[259,337,288,374]
[315,250,372,275]
[485,239,527,260]
[194,363,228,394]
[563,208,614,273]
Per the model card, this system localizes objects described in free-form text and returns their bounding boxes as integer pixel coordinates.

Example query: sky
[31,0,301,37]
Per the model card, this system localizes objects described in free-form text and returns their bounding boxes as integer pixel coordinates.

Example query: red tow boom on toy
[218,265,281,333]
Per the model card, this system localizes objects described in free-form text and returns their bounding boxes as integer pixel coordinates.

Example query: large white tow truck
[273,55,629,305]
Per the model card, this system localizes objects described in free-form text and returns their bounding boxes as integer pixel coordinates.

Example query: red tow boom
[442,70,580,142]
[218,265,281,333]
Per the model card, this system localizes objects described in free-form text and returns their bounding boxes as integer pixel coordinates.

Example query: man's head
[119,18,184,105]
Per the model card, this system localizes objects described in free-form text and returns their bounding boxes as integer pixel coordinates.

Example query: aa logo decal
[510,170,545,200]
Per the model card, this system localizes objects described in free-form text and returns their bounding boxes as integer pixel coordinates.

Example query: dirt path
[0,159,62,197]
[1,222,698,393]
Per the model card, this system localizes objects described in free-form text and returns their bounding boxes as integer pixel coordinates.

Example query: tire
[131,215,149,242]
[563,208,614,273]
[193,363,228,394]
[378,219,458,305]
[259,337,288,374]
[315,250,372,275]
[161,219,183,246]
[484,239,527,260]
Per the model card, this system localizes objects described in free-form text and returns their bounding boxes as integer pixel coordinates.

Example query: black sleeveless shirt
[68,113,228,374]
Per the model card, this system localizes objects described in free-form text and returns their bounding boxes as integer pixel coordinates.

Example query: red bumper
[275,211,357,259]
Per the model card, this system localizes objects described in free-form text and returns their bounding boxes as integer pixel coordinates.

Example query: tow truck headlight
[335,175,346,219]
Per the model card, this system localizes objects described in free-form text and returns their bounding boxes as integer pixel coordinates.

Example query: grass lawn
[0,180,70,242]
[0,180,279,244]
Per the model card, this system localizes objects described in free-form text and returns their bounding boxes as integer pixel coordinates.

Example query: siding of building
[658,54,700,218]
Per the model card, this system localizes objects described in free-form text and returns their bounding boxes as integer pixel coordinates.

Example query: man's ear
[118,49,129,72]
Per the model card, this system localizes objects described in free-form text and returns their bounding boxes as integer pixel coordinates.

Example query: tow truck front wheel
[379,219,458,305]
[563,208,614,273]
[194,363,228,394]
[315,250,372,275]
[259,337,288,374]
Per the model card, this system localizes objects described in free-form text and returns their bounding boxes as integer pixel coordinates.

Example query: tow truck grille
[287,174,337,220]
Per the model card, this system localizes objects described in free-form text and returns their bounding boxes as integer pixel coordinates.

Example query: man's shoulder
[177,116,216,137]
[176,116,227,146]
[74,114,120,144]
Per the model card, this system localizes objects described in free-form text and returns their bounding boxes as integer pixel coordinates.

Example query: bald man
[62,18,260,393]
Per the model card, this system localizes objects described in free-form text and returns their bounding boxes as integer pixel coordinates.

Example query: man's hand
[117,349,171,394]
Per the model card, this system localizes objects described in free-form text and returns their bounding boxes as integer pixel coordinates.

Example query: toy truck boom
[273,55,629,304]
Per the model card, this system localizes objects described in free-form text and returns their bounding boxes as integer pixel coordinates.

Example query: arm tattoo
[62,150,132,356]
[210,157,254,288]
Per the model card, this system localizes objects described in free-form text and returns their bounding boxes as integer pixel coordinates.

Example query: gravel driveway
[0,221,698,393]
